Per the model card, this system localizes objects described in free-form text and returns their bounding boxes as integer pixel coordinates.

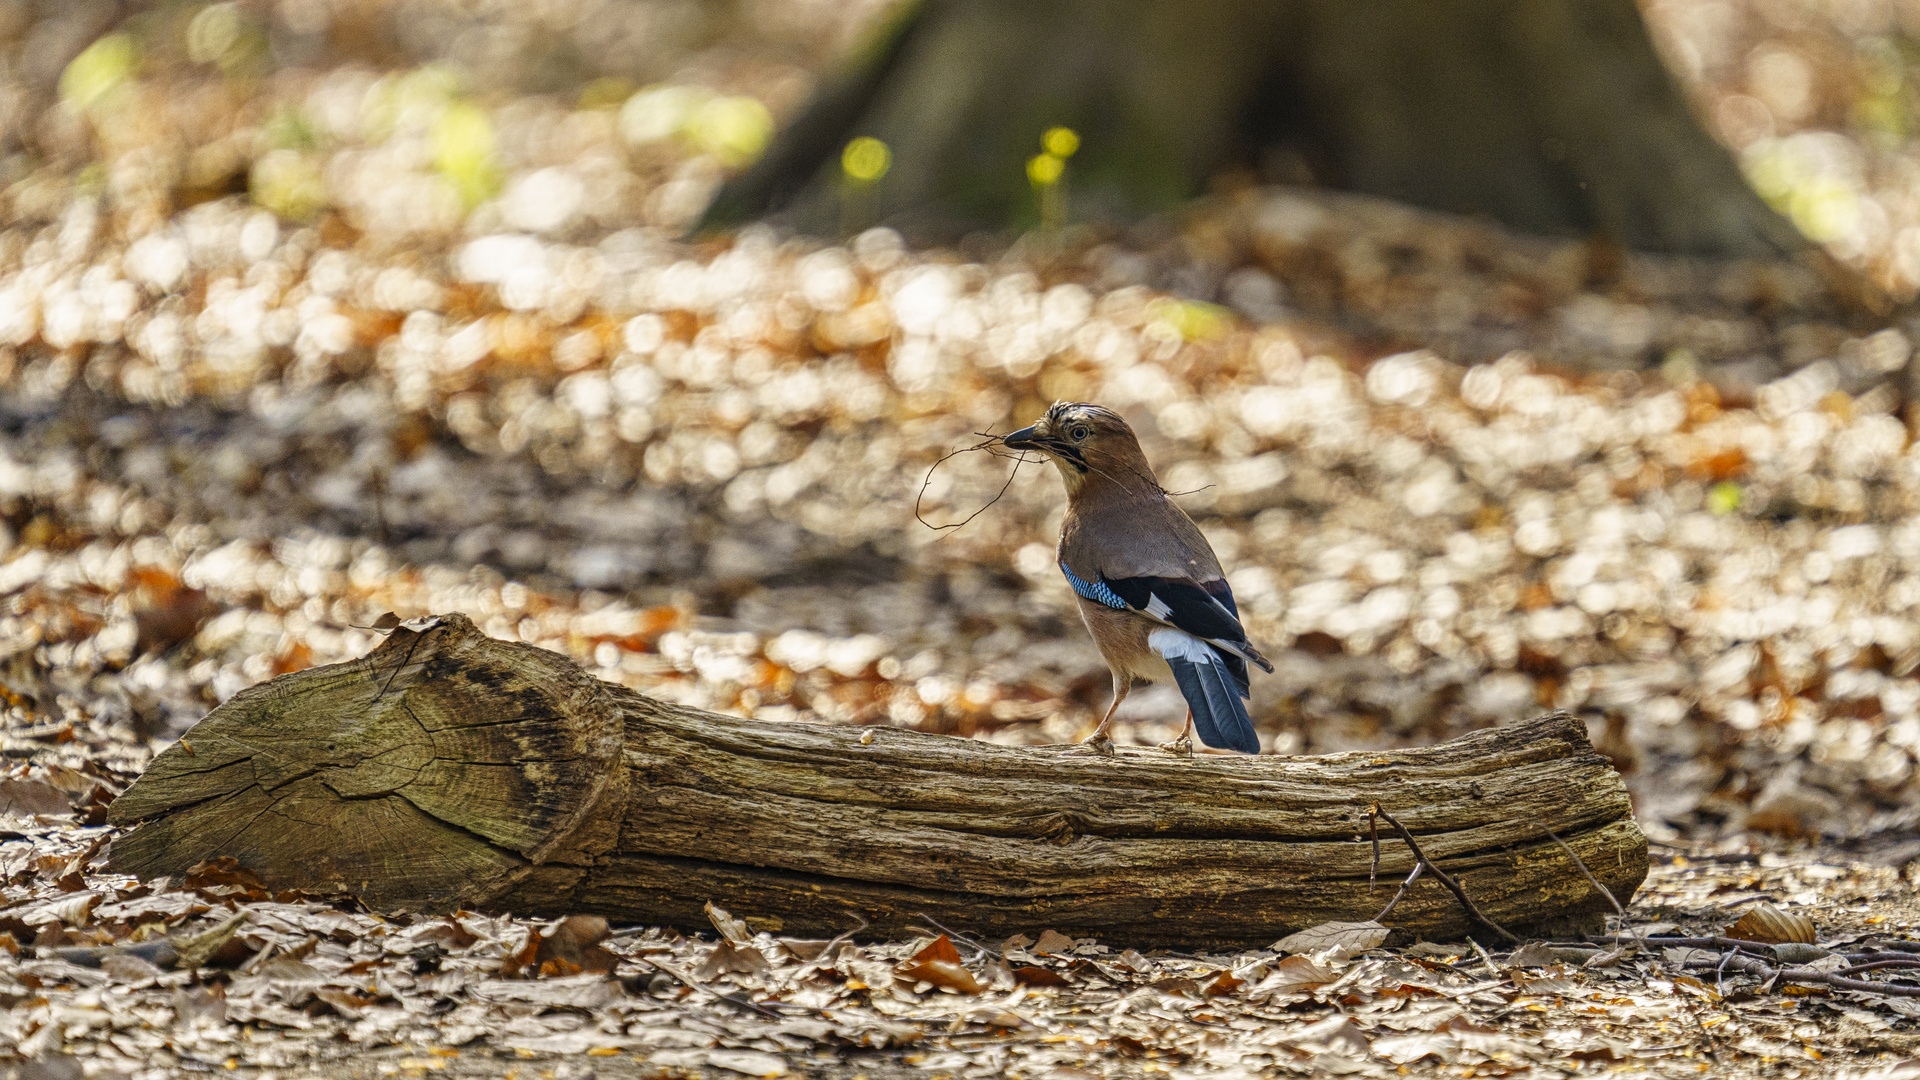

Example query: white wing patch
[1148,628,1219,666]
[1143,594,1174,620]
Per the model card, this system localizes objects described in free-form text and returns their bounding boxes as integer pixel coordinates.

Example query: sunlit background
[7,1,1920,284]
[9,0,1920,844]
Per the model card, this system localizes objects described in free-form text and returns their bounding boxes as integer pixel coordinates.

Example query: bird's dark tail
[1165,650,1261,754]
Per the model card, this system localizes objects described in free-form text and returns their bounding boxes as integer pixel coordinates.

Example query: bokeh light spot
[1147,298,1231,341]
[687,96,773,166]
[186,4,244,66]
[1042,126,1079,159]
[1027,152,1064,187]
[250,150,328,222]
[433,101,501,208]
[619,85,710,145]
[1707,482,1744,516]
[842,136,891,182]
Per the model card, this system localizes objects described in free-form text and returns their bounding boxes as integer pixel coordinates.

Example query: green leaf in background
[433,101,501,208]
[60,33,137,113]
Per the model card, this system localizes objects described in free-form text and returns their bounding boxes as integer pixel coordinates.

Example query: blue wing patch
[1060,561,1127,609]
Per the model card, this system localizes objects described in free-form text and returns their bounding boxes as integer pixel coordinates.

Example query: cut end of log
[108,613,625,909]
[110,612,1648,945]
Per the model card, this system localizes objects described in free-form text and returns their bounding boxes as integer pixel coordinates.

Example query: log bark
[109,613,1649,946]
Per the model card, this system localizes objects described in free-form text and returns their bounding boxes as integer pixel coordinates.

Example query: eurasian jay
[1003,402,1273,754]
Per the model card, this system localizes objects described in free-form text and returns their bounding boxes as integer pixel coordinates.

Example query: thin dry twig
[1575,934,1795,954]
[914,913,1000,960]
[1693,953,1920,998]
[784,915,870,989]
[1373,862,1425,923]
[1371,803,1519,944]
[1838,959,1920,976]
[1538,825,1622,917]
[1369,811,1380,893]
[631,954,785,1017]
[914,434,1034,536]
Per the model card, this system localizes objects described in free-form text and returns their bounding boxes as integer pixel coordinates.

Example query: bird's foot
[1157,735,1193,758]
[1078,732,1116,757]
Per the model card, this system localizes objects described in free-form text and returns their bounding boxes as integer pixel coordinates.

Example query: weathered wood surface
[111,613,1649,946]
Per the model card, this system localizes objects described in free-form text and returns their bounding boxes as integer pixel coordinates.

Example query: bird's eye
[1069,425,1091,441]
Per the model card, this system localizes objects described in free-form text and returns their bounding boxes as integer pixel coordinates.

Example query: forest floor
[11,0,1920,1076]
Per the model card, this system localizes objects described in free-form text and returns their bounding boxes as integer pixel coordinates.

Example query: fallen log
[108,613,1648,946]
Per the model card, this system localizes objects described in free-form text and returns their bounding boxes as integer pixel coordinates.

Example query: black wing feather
[1102,575,1244,642]
[1101,573,1268,687]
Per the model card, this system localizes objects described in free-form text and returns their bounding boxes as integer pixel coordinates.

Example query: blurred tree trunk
[704,0,1802,257]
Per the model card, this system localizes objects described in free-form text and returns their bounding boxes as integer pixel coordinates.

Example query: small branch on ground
[1373,862,1425,923]
[1688,952,1920,998]
[1539,824,1623,917]
[1371,803,1519,944]
[631,954,786,1018]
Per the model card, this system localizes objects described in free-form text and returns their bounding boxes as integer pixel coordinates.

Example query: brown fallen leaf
[1012,964,1070,988]
[705,901,753,945]
[99,952,166,983]
[179,857,269,901]
[1728,903,1815,945]
[0,777,72,817]
[312,986,379,1019]
[1149,976,1203,998]
[535,914,618,976]
[898,958,985,993]
[697,937,771,979]
[1204,970,1246,997]
[898,935,984,993]
[172,984,227,1027]
[1033,928,1079,956]
[1505,941,1558,968]
[129,566,216,655]
[1264,954,1339,994]
[1671,974,1722,1001]
[1274,920,1390,956]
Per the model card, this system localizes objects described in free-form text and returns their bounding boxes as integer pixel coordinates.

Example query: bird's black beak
[1002,425,1040,450]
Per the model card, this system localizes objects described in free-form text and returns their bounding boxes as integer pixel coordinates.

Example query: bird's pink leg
[1158,711,1195,758]
[1079,675,1129,756]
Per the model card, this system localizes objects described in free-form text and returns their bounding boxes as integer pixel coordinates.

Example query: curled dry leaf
[1262,954,1339,995]
[1203,970,1246,997]
[705,901,754,945]
[1728,903,1816,945]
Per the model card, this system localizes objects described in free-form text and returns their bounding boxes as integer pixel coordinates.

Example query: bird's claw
[1078,732,1116,757]
[1158,735,1193,758]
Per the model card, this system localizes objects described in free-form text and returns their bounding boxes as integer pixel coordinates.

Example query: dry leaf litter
[9,0,1920,1075]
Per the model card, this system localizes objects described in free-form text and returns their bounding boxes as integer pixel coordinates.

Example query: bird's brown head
[1002,402,1157,497]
